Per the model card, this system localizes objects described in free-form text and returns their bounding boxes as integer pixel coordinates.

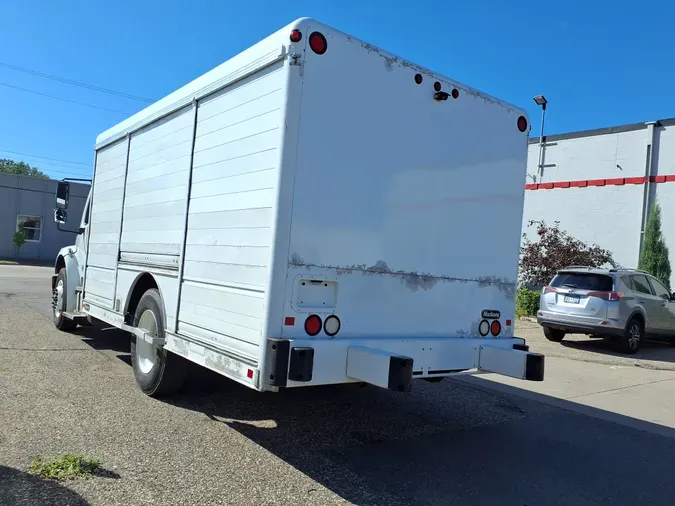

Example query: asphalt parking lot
[2,265,675,506]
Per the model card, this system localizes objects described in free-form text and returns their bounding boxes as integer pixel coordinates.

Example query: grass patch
[0,365,7,372]
[0,259,18,265]
[28,454,101,480]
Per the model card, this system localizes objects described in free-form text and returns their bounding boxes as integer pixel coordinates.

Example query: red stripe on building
[526,175,675,190]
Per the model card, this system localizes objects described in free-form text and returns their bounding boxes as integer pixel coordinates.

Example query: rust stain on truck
[290,254,515,297]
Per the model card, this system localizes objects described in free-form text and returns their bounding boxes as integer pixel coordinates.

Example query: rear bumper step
[264,337,544,390]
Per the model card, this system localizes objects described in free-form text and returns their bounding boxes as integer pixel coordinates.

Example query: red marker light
[414,73,423,84]
[290,30,302,43]
[309,32,327,55]
[247,369,254,379]
[304,314,322,336]
[517,116,528,132]
[451,88,459,99]
[490,320,502,336]
[434,81,442,92]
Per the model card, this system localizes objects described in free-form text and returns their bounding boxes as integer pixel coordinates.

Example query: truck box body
[55,18,542,393]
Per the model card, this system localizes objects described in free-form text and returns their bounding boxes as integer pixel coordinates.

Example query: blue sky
[1,0,673,179]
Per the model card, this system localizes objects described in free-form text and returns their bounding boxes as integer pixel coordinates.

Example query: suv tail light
[587,291,624,301]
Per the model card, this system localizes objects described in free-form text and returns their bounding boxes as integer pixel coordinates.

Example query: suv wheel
[621,317,644,354]
[543,326,565,342]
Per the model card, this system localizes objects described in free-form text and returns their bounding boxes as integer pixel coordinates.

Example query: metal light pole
[533,95,548,178]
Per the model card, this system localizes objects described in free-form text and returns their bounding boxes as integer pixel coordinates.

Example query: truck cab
[52,181,91,329]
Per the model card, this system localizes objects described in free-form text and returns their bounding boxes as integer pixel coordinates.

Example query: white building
[522,118,675,288]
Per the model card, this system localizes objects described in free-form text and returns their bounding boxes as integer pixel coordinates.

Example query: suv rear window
[550,272,613,291]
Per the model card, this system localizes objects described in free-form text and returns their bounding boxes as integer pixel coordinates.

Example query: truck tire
[620,316,643,355]
[543,326,565,342]
[52,268,77,331]
[130,289,187,396]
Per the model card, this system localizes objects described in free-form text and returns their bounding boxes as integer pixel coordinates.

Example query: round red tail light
[414,73,423,84]
[451,88,459,99]
[324,315,341,336]
[490,320,502,336]
[309,32,327,55]
[433,81,442,92]
[517,116,528,132]
[290,30,302,43]
[304,314,322,336]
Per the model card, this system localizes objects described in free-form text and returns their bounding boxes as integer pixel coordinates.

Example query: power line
[0,149,91,167]
[0,82,133,115]
[0,61,154,103]
[44,167,92,177]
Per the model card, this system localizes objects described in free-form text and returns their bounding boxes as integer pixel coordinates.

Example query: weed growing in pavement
[28,454,101,480]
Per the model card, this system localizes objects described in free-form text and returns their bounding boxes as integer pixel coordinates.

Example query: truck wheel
[543,326,565,342]
[52,268,77,331]
[620,317,643,355]
[130,289,186,396]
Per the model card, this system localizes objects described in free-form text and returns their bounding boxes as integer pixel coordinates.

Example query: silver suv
[537,266,675,354]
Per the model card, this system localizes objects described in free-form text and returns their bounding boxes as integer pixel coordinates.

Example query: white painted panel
[183,261,268,288]
[123,230,184,245]
[177,61,284,352]
[121,107,193,256]
[190,169,275,199]
[125,170,187,197]
[186,208,273,230]
[179,303,261,344]
[197,92,282,138]
[192,129,279,168]
[123,201,183,220]
[177,322,259,360]
[123,216,185,232]
[126,156,192,185]
[181,282,264,317]
[191,149,278,184]
[189,189,275,214]
[194,111,280,154]
[185,227,271,247]
[88,138,127,306]
[185,245,269,267]
[125,186,186,209]
[121,243,181,255]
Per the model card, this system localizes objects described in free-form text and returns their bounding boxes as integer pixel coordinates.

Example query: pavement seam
[564,376,675,400]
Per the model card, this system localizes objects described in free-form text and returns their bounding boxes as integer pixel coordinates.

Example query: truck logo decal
[481,309,500,319]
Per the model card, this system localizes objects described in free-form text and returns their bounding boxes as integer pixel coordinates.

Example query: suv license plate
[564,295,580,304]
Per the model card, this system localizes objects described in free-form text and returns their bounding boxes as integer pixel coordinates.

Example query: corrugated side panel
[120,107,194,256]
[177,60,284,361]
[86,138,128,307]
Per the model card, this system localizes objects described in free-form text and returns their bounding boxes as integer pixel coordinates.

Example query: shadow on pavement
[72,325,675,504]
[163,367,675,506]
[0,465,90,506]
[560,335,675,364]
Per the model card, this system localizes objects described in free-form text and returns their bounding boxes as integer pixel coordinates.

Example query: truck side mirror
[56,181,70,210]
[54,208,67,224]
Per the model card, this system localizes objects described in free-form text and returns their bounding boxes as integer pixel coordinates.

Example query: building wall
[0,173,90,262]
[523,119,675,289]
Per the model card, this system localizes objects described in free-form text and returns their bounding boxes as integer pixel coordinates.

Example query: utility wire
[0,149,91,167]
[0,82,133,115]
[0,61,154,103]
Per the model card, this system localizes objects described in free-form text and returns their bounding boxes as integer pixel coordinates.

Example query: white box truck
[51,17,544,396]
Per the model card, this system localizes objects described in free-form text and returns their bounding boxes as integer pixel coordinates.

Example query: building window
[17,215,42,242]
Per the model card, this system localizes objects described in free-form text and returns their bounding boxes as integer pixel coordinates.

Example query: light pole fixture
[533,95,548,177]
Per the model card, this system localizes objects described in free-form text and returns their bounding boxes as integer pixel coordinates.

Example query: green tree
[12,222,26,252]
[0,158,48,178]
[639,203,672,290]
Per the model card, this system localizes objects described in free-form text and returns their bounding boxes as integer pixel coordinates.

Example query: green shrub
[638,203,671,290]
[516,288,540,317]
